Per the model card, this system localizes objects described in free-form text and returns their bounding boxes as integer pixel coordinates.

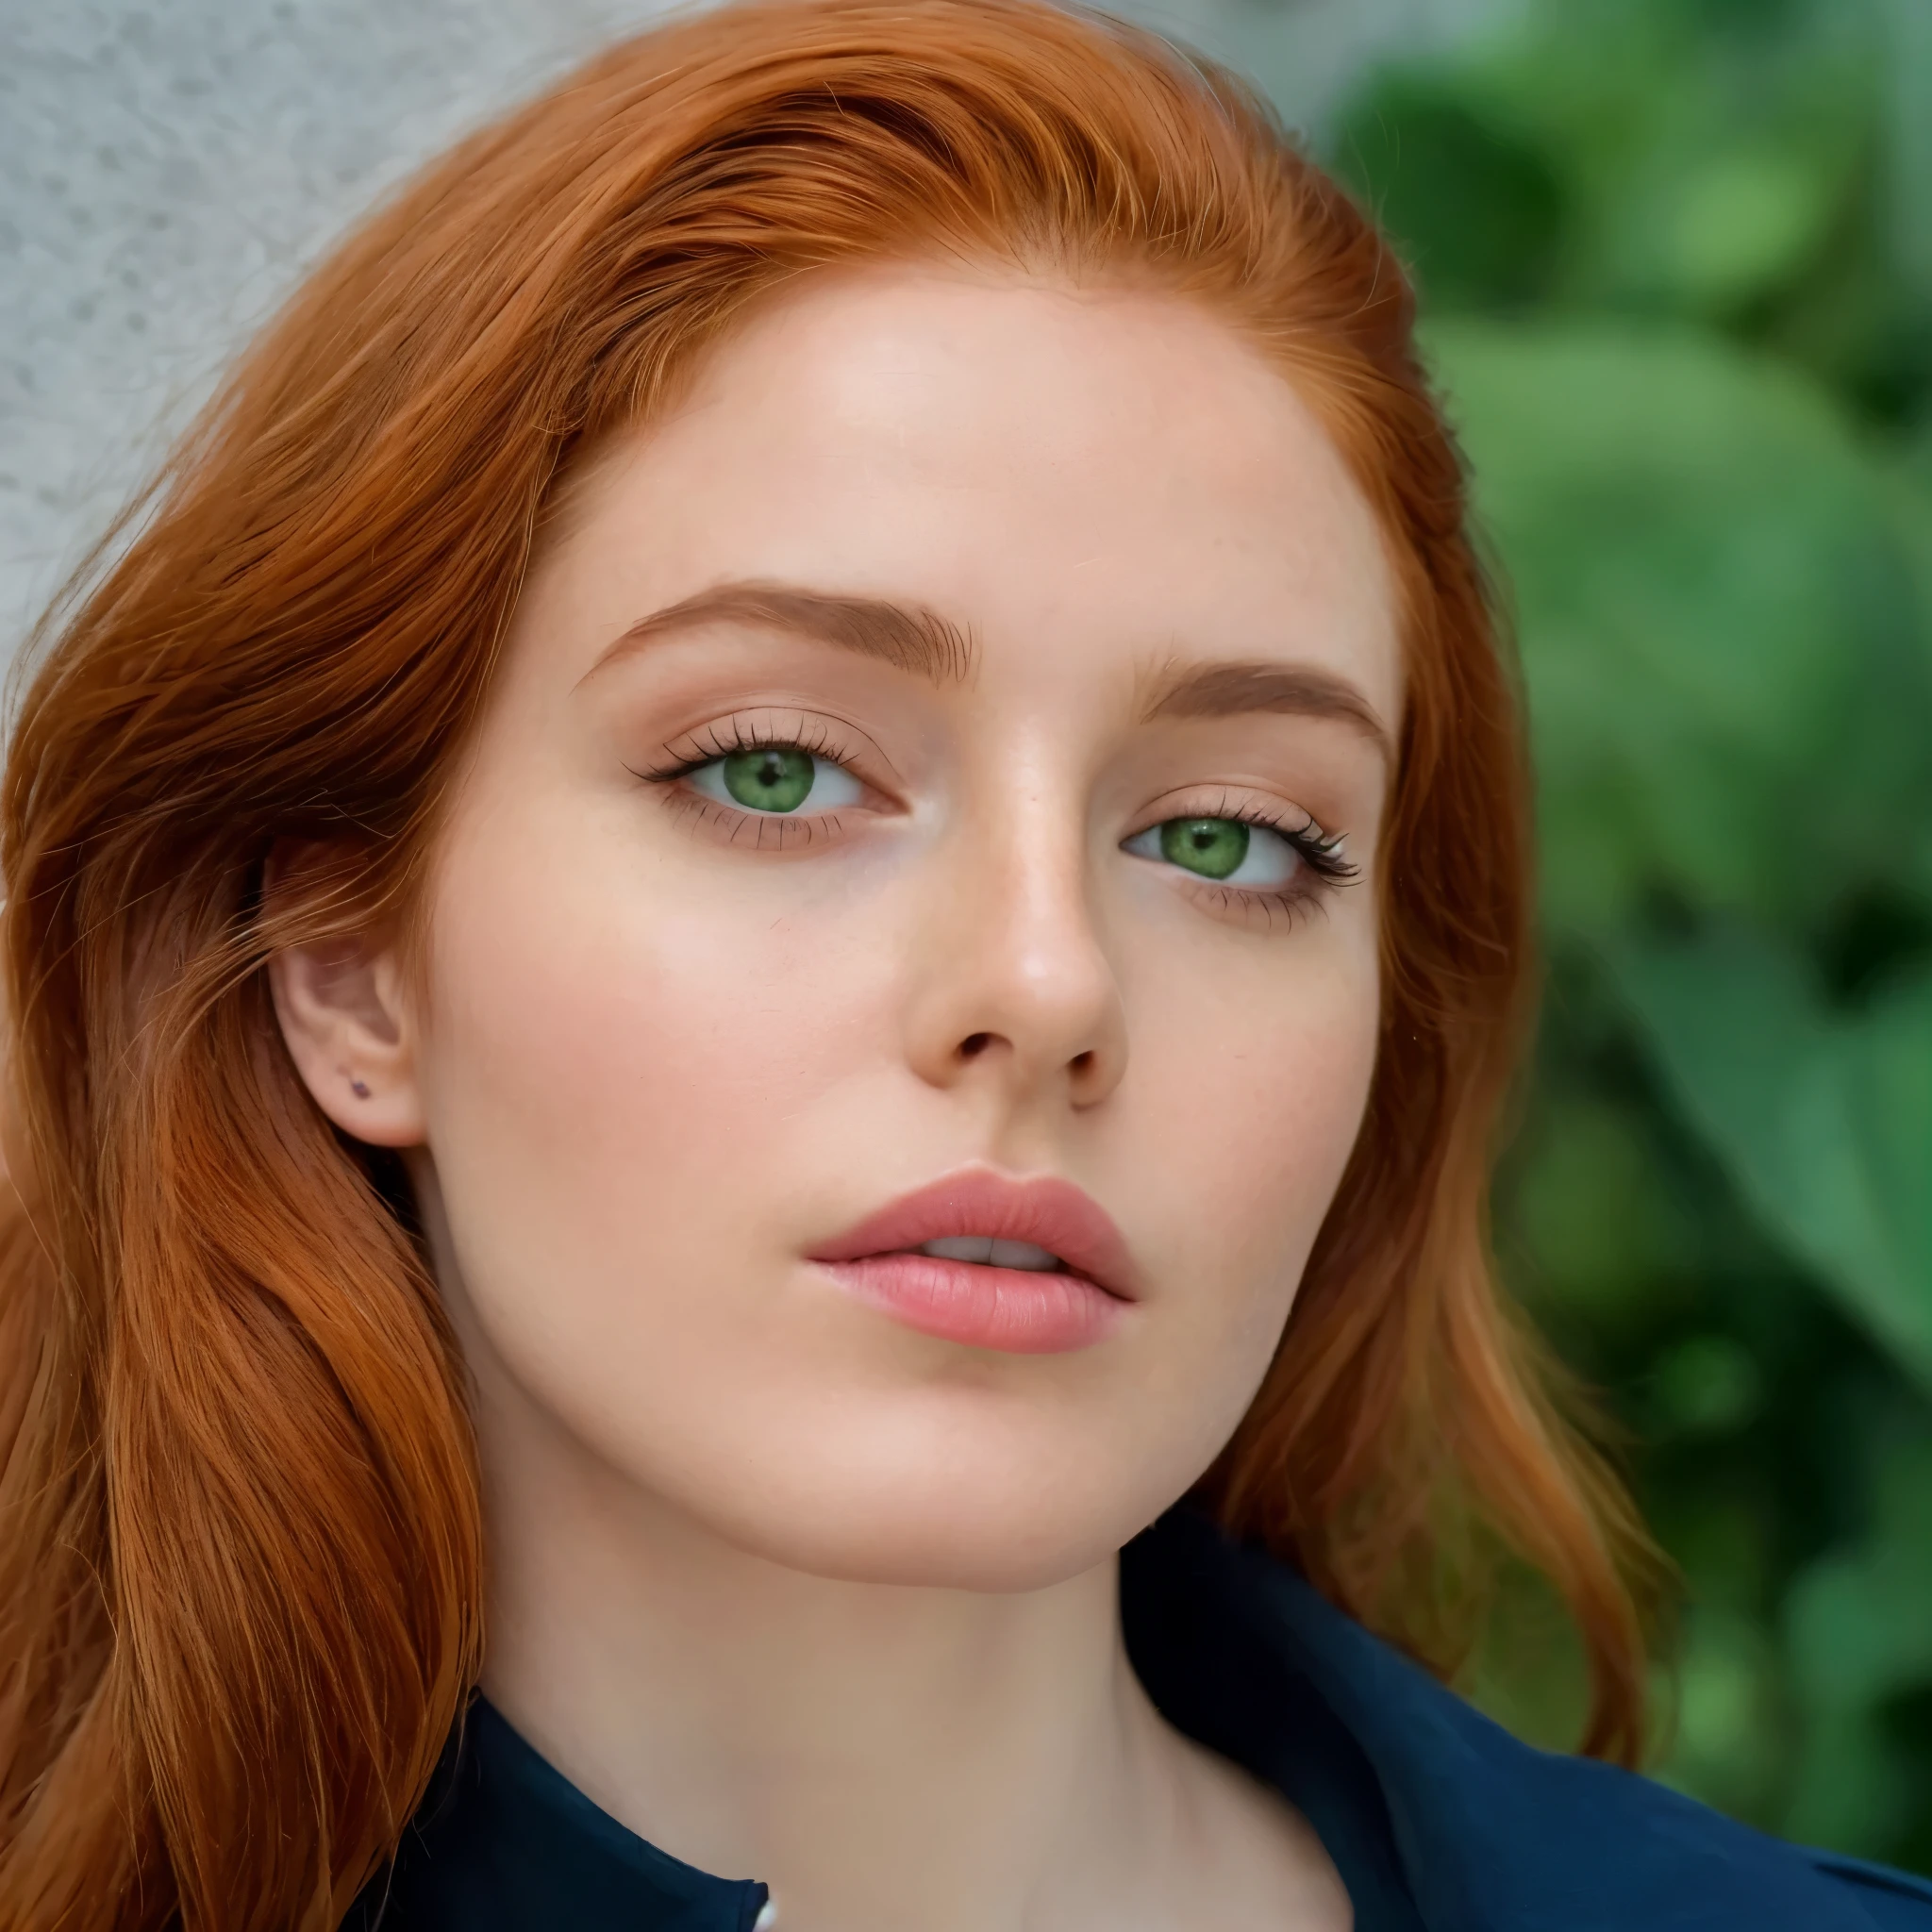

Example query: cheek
[413,792,891,1335]
[1113,925,1381,1409]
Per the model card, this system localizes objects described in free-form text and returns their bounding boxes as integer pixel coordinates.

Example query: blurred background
[1312,0,1932,1876]
[6,0,1931,1880]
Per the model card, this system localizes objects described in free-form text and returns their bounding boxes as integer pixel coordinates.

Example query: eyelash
[633,724,1361,919]
[633,714,854,781]
[628,714,874,850]
[1153,791,1360,927]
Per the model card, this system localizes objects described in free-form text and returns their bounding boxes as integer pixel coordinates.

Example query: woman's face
[294,267,1400,1590]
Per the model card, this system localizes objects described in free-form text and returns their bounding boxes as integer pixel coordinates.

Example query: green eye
[721,746,816,813]
[1158,817,1250,880]
[686,741,866,816]
[1124,811,1322,893]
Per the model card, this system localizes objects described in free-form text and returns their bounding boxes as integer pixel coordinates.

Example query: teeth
[921,1236,993,1264]
[990,1239,1060,1271]
[916,1236,1063,1272]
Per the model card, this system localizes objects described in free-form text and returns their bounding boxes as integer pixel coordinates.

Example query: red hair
[0,2,1655,1924]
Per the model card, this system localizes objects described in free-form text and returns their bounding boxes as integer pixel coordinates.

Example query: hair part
[0,3,1656,1924]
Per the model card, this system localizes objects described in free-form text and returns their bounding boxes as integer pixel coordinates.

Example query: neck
[477,1380,1192,1931]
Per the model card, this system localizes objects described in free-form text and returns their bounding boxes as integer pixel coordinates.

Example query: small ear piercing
[349,1076,372,1099]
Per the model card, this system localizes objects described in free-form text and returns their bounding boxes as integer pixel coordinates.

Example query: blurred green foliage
[1322,0,1932,1872]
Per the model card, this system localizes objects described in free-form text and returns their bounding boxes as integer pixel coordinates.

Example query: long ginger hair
[0,2,1656,1924]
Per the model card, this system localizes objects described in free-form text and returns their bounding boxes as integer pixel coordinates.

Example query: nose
[900,781,1127,1110]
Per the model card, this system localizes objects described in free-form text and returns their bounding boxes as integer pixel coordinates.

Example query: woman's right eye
[686,744,865,815]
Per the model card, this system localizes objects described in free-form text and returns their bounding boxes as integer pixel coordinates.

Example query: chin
[669,1427,1196,1594]
[719,1496,1143,1594]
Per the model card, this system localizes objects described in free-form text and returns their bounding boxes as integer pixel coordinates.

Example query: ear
[267,874,426,1149]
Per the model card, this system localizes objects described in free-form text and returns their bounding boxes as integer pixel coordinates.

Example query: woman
[0,2,1925,1926]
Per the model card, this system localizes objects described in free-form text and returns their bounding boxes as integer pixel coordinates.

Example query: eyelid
[632,706,900,803]
[1127,786,1344,852]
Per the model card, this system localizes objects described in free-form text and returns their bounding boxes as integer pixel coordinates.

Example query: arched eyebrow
[585,580,975,685]
[1138,658,1392,762]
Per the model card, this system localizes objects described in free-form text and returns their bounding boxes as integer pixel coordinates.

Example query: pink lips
[807,1167,1135,1354]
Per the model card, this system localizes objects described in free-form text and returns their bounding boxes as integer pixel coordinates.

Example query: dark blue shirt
[347,1508,1932,1930]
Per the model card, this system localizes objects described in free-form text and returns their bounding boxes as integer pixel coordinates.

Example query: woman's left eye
[1123,816,1301,889]
[687,744,865,815]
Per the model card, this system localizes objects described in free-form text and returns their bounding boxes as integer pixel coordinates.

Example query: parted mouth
[806,1165,1137,1301]
[910,1234,1066,1272]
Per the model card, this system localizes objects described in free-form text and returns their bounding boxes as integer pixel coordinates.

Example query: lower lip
[819,1252,1126,1354]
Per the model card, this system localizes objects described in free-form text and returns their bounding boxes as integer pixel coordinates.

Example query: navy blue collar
[349,1508,1932,1931]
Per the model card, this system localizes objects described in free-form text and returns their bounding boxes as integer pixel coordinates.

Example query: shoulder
[1125,1512,1932,1931]
[1292,1575,1932,1930]
[1808,1852,1932,1927]
[1268,1552,1932,1930]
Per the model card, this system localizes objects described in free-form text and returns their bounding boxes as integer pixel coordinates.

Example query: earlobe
[269,935,428,1148]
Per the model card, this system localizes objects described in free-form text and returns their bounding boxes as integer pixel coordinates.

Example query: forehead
[531,266,1401,723]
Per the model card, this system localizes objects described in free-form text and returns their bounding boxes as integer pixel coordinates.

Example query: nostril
[958,1032,992,1058]
[1070,1050,1093,1074]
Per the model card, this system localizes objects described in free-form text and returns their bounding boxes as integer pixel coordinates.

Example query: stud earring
[349,1076,372,1098]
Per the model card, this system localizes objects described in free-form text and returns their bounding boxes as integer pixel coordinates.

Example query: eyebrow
[587,580,975,685]
[1138,658,1393,760]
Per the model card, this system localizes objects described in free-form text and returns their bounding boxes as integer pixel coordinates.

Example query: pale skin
[273,266,1399,1931]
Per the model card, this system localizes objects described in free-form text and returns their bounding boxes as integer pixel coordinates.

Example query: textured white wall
[0,0,1495,655]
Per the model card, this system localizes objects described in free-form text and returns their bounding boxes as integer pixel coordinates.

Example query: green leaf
[1462,0,1872,316]
[1657,1606,1788,1824]
[1505,1090,1698,1331]
[1621,145,1845,314]
[1877,0,1932,303]
[1783,1424,1932,1851]
[1429,320,1932,939]
[1885,470,1932,906]
[1614,929,1932,1389]
[1329,74,1566,310]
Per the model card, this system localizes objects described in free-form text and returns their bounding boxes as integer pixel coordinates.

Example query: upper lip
[807,1165,1138,1300]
